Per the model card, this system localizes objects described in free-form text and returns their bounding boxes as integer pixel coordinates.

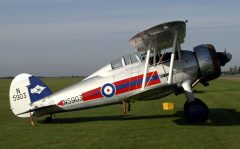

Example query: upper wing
[129,21,186,52]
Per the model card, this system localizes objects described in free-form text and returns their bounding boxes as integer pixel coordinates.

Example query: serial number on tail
[12,88,27,101]
[13,93,27,101]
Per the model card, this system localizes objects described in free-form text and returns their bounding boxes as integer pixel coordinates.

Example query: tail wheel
[184,98,209,123]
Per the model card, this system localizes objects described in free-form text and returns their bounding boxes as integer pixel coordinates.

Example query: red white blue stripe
[82,71,161,101]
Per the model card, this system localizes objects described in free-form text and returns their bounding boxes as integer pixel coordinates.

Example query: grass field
[0,77,240,149]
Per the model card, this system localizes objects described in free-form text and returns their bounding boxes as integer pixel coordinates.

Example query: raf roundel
[101,83,116,98]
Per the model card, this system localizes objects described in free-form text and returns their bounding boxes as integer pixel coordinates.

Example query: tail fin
[9,73,52,117]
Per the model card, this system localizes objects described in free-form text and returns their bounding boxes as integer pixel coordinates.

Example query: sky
[0,0,240,77]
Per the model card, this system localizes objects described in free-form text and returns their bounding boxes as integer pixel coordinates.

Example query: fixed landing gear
[184,98,209,123]
[182,80,209,123]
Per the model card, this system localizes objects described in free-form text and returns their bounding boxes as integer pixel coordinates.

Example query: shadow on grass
[39,108,240,126]
[193,89,239,94]
[174,108,240,126]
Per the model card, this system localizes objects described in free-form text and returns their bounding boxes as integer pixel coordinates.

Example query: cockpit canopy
[111,53,141,70]
[85,50,173,80]
[111,50,174,70]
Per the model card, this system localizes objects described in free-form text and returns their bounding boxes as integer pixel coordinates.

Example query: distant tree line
[223,66,240,75]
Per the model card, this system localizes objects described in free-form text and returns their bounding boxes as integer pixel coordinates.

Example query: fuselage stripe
[82,71,160,101]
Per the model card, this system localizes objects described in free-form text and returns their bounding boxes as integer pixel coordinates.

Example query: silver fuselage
[33,50,199,116]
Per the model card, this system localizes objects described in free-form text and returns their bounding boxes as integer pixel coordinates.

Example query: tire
[184,101,189,114]
[184,98,209,123]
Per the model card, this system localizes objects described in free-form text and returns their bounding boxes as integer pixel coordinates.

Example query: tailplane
[9,73,52,117]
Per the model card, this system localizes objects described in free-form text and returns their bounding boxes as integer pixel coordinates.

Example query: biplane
[9,21,232,124]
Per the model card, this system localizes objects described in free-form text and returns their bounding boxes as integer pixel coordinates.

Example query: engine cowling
[194,44,231,82]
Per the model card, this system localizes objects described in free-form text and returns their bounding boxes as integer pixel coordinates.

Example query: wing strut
[141,36,153,90]
[141,49,151,90]
[167,30,178,84]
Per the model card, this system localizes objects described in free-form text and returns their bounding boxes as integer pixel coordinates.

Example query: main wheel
[184,98,209,123]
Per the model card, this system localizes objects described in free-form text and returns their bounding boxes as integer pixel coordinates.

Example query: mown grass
[0,78,239,149]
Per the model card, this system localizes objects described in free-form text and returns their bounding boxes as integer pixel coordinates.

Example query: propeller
[216,49,232,66]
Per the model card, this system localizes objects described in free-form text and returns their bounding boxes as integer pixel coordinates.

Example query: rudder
[9,73,52,117]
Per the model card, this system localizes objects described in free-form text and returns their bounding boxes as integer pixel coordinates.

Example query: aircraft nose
[216,51,232,66]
